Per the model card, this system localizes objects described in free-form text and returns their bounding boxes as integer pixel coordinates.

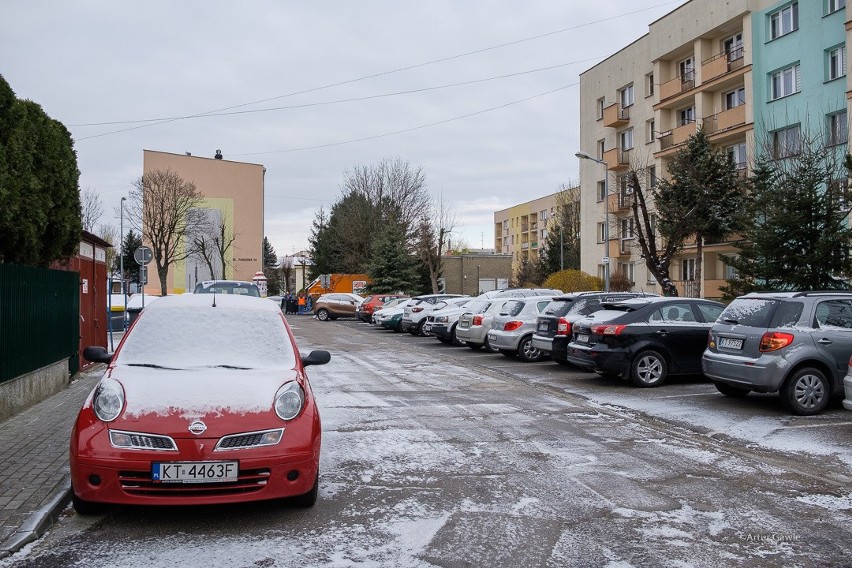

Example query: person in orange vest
[297,292,306,315]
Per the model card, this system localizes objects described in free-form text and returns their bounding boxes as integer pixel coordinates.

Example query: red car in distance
[356,294,408,323]
[71,294,330,513]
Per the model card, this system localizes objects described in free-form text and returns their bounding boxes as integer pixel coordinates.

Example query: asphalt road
[6,315,852,567]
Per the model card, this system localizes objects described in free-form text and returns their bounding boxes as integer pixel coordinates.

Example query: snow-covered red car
[71,294,330,513]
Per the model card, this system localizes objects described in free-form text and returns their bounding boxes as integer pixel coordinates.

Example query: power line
[72,0,681,141]
[232,81,578,157]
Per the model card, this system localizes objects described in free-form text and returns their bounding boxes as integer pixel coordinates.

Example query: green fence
[0,264,79,383]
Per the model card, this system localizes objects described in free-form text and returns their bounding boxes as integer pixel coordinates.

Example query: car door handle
[656,330,668,335]
[817,338,833,345]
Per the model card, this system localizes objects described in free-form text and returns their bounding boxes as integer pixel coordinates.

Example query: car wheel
[781,367,830,415]
[499,349,516,358]
[714,381,750,398]
[517,336,543,362]
[450,325,465,346]
[415,320,426,336]
[629,350,668,387]
[71,491,102,515]
[554,358,572,366]
[316,309,330,322]
[467,342,483,351]
[484,336,499,353]
[291,472,319,508]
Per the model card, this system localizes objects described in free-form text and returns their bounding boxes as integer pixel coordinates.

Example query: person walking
[297,292,306,315]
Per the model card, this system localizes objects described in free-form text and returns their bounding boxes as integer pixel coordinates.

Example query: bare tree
[416,195,457,293]
[342,157,431,230]
[280,256,294,293]
[80,187,104,233]
[190,212,237,280]
[125,169,206,295]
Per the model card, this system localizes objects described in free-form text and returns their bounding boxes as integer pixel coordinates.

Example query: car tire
[291,472,319,508]
[780,367,830,416]
[499,349,516,358]
[554,358,572,366]
[467,342,483,351]
[714,381,750,398]
[316,309,330,322]
[629,350,668,387]
[484,336,499,353]
[71,491,102,515]
[517,336,543,362]
[450,325,465,346]
[415,320,426,336]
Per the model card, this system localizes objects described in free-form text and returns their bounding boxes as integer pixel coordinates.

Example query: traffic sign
[134,246,153,265]
[601,257,611,263]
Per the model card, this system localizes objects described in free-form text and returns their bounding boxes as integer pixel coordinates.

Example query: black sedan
[565,297,725,387]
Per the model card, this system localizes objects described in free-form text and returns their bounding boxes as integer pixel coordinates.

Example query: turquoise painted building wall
[751,0,847,151]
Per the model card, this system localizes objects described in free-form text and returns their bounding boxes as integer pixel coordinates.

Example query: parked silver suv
[703,291,852,415]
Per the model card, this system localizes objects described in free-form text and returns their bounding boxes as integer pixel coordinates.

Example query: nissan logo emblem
[188,420,207,435]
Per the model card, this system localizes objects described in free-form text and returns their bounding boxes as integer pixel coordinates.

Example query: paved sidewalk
[0,365,102,559]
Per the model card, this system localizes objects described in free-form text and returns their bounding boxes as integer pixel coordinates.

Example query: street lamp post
[575,151,610,292]
[120,196,127,328]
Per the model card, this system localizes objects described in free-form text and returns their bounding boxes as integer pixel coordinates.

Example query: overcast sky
[2,0,687,257]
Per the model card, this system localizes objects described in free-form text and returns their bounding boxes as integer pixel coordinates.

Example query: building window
[827,0,845,15]
[770,64,800,100]
[597,222,606,244]
[620,218,634,240]
[597,180,607,202]
[727,143,747,170]
[679,57,695,82]
[772,124,801,159]
[682,258,696,281]
[646,119,655,143]
[679,106,695,127]
[724,88,745,110]
[539,209,548,221]
[828,111,848,146]
[619,128,634,150]
[724,33,744,61]
[619,84,634,108]
[597,97,606,119]
[540,229,547,241]
[769,3,798,40]
[597,139,605,160]
[648,165,657,188]
[620,262,635,285]
[828,46,846,81]
[646,73,654,97]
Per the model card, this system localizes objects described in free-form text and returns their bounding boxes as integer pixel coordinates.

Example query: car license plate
[152,461,238,483]
[719,337,743,350]
[538,322,548,332]
[576,333,589,344]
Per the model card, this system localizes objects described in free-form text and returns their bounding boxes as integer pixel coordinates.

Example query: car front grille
[109,430,178,451]
[118,468,271,497]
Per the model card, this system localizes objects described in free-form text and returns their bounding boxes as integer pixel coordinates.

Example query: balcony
[658,121,697,152]
[602,147,632,171]
[603,103,630,128]
[703,105,746,136]
[675,279,727,299]
[608,191,635,212]
[521,242,530,250]
[701,48,745,83]
[659,70,696,102]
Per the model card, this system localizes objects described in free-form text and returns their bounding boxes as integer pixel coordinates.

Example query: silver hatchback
[703,291,852,415]
[486,296,557,362]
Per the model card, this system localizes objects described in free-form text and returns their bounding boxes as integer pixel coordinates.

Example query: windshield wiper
[723,318,739,324]
[208,365,252,370]
[126,363,181,370]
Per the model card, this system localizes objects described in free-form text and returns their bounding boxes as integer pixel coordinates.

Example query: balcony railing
[701,48,745,82]
[659,69,696,101]
[703,105,746,135]
[608,191,634,211]
[658,120,697,151]
[603,103,630,128]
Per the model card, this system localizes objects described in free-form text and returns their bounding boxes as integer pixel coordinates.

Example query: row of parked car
[344,288,852,417]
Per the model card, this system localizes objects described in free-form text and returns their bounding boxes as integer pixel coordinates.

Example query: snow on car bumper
[486,330,521,351]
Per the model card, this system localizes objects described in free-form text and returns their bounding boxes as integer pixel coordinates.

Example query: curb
[0,476,71,560]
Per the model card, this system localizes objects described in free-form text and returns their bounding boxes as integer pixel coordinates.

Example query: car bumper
[565,343,629,375]
[701,351,787,393]
[486,330,521,351]
[427,323,452,339]
[531,334,553,354]
[456,325,487,346]
[842,374,852,410]
[400,318,419,333]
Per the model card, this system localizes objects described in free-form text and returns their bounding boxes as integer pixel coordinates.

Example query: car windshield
[195,282,260,297]
[116,295,296,370]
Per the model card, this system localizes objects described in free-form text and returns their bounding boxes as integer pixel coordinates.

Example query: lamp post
[120,196,127,328]
[575,151,610,292]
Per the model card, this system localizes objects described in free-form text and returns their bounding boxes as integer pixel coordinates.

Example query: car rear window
[501,301,525,317]
[543,299,574,316]
[718,298,778,327]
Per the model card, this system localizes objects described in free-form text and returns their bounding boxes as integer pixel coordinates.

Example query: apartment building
[578,0,848,298]
[494,192,561,275]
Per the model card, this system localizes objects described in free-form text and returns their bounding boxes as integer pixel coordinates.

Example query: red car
[356,294,408,322]
[71,294,330,514]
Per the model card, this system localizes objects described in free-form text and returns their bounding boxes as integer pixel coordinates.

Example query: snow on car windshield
[116,294,296,370]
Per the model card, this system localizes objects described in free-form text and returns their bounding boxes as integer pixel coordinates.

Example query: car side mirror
[83,345,113,364]
[302,349,331,367]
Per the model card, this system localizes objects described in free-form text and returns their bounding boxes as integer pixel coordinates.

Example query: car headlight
[434,316,449,323]
[93,378,125,422]
[274,381,305,420]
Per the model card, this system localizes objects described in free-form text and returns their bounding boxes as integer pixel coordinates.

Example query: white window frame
[724,33,744,62]
[828,110,848,146]
[620,262,635,285]
[724,88,745,110]
[827,0,845,15]
[773,124,801,159]
[679,57,695,81]
[597,222,606,244]
[597,180,607,202]
[619,84,634,108]
[682,258,696,281]
[597,97,606,120]
[770,64,800,100]
[648,165,657,188]
[646,119,656,143]
[646,73,654,97]
[679,106,695,127]
[597,139,605,160]
[828,46,846,81]
[727,143,747,170]
[619,128,634,151]
[770,3,798,40]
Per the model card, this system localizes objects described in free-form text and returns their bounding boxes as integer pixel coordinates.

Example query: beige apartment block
[494,192,562,278]
[142,150,265,295]
[578,0,767,298]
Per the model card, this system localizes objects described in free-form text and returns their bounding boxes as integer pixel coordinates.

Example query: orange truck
[307,273,371,301]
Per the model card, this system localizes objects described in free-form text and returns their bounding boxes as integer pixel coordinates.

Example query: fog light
[88,474,102,486]
[286,470,299,481]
